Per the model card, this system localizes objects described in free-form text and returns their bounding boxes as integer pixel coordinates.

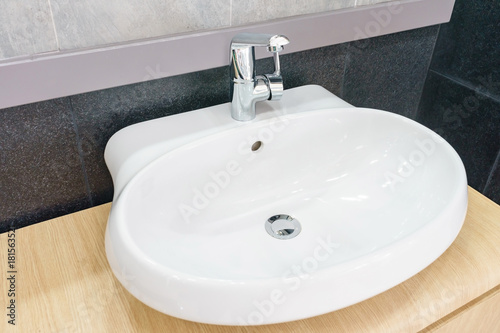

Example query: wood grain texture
[1,187,500,332]
[420,285,500,333]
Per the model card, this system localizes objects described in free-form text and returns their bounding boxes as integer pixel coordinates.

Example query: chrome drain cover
[265,214,301,240]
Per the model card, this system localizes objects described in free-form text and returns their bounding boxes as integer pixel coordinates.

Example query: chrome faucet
[230,33,290,121]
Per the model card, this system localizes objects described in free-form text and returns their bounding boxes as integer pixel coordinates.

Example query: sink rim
[105,86,468,325]
[106,188,467,324]
[108,106,467,281]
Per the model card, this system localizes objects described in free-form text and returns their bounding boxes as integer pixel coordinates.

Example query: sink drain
[265,214,301,240]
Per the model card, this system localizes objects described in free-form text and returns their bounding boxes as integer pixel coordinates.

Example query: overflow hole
[251,141,263,152]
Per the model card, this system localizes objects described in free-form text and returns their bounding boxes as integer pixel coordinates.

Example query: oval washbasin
[105,86,467,325]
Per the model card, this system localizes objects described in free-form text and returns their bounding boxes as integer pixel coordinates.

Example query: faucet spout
[230,33,289,121]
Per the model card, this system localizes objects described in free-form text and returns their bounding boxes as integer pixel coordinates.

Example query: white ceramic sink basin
[105,85,467,325]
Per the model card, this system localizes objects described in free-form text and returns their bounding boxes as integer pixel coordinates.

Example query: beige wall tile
[0,0,58,60]
[0,0,409,61]
[51,0,231,50]
[231,0,356,26]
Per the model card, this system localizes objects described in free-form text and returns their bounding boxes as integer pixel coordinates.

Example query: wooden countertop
[1,187,500,333]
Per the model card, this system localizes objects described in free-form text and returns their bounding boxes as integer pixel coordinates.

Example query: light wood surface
[1,187,500,333]
[420,285,500,333]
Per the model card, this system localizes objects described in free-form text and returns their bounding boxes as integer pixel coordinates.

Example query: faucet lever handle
[271,52,282,75]
[267,35,290,52]
[265,49,285,100]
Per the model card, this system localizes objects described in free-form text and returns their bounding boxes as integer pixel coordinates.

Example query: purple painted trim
[0,0,454,109]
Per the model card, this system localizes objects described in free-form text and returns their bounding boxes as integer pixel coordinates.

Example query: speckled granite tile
[417,71,500,192]
[343,25,439,118]
[0,98,91,232]
[256,43,348,96]
[0,0,58,60]
[430,0,500,96]
[70,66,230,205]
[231,0,355,26]
[51,0,230,50]
[484,152,500,205]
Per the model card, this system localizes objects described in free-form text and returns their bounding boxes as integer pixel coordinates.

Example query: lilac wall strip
[0,0,454,109]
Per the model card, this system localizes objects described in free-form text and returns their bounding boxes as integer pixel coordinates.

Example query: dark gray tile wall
[343,26,439,119]
[417,0,500,204]
[0,99,91,231]
[429,0,500,97]
[417,71,500,191]
[5,17,492,232]
[484,153,500,204]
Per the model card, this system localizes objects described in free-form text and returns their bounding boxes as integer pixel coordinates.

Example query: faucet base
[231,78,270,121]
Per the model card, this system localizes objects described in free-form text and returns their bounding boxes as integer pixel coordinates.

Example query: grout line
[430,69,500,103]
[47,0,61,51]
[414,25,441,120]
[483,148,500,194]
[340,44,350,99]
[229,0,233,26]
[68,98,94,206]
